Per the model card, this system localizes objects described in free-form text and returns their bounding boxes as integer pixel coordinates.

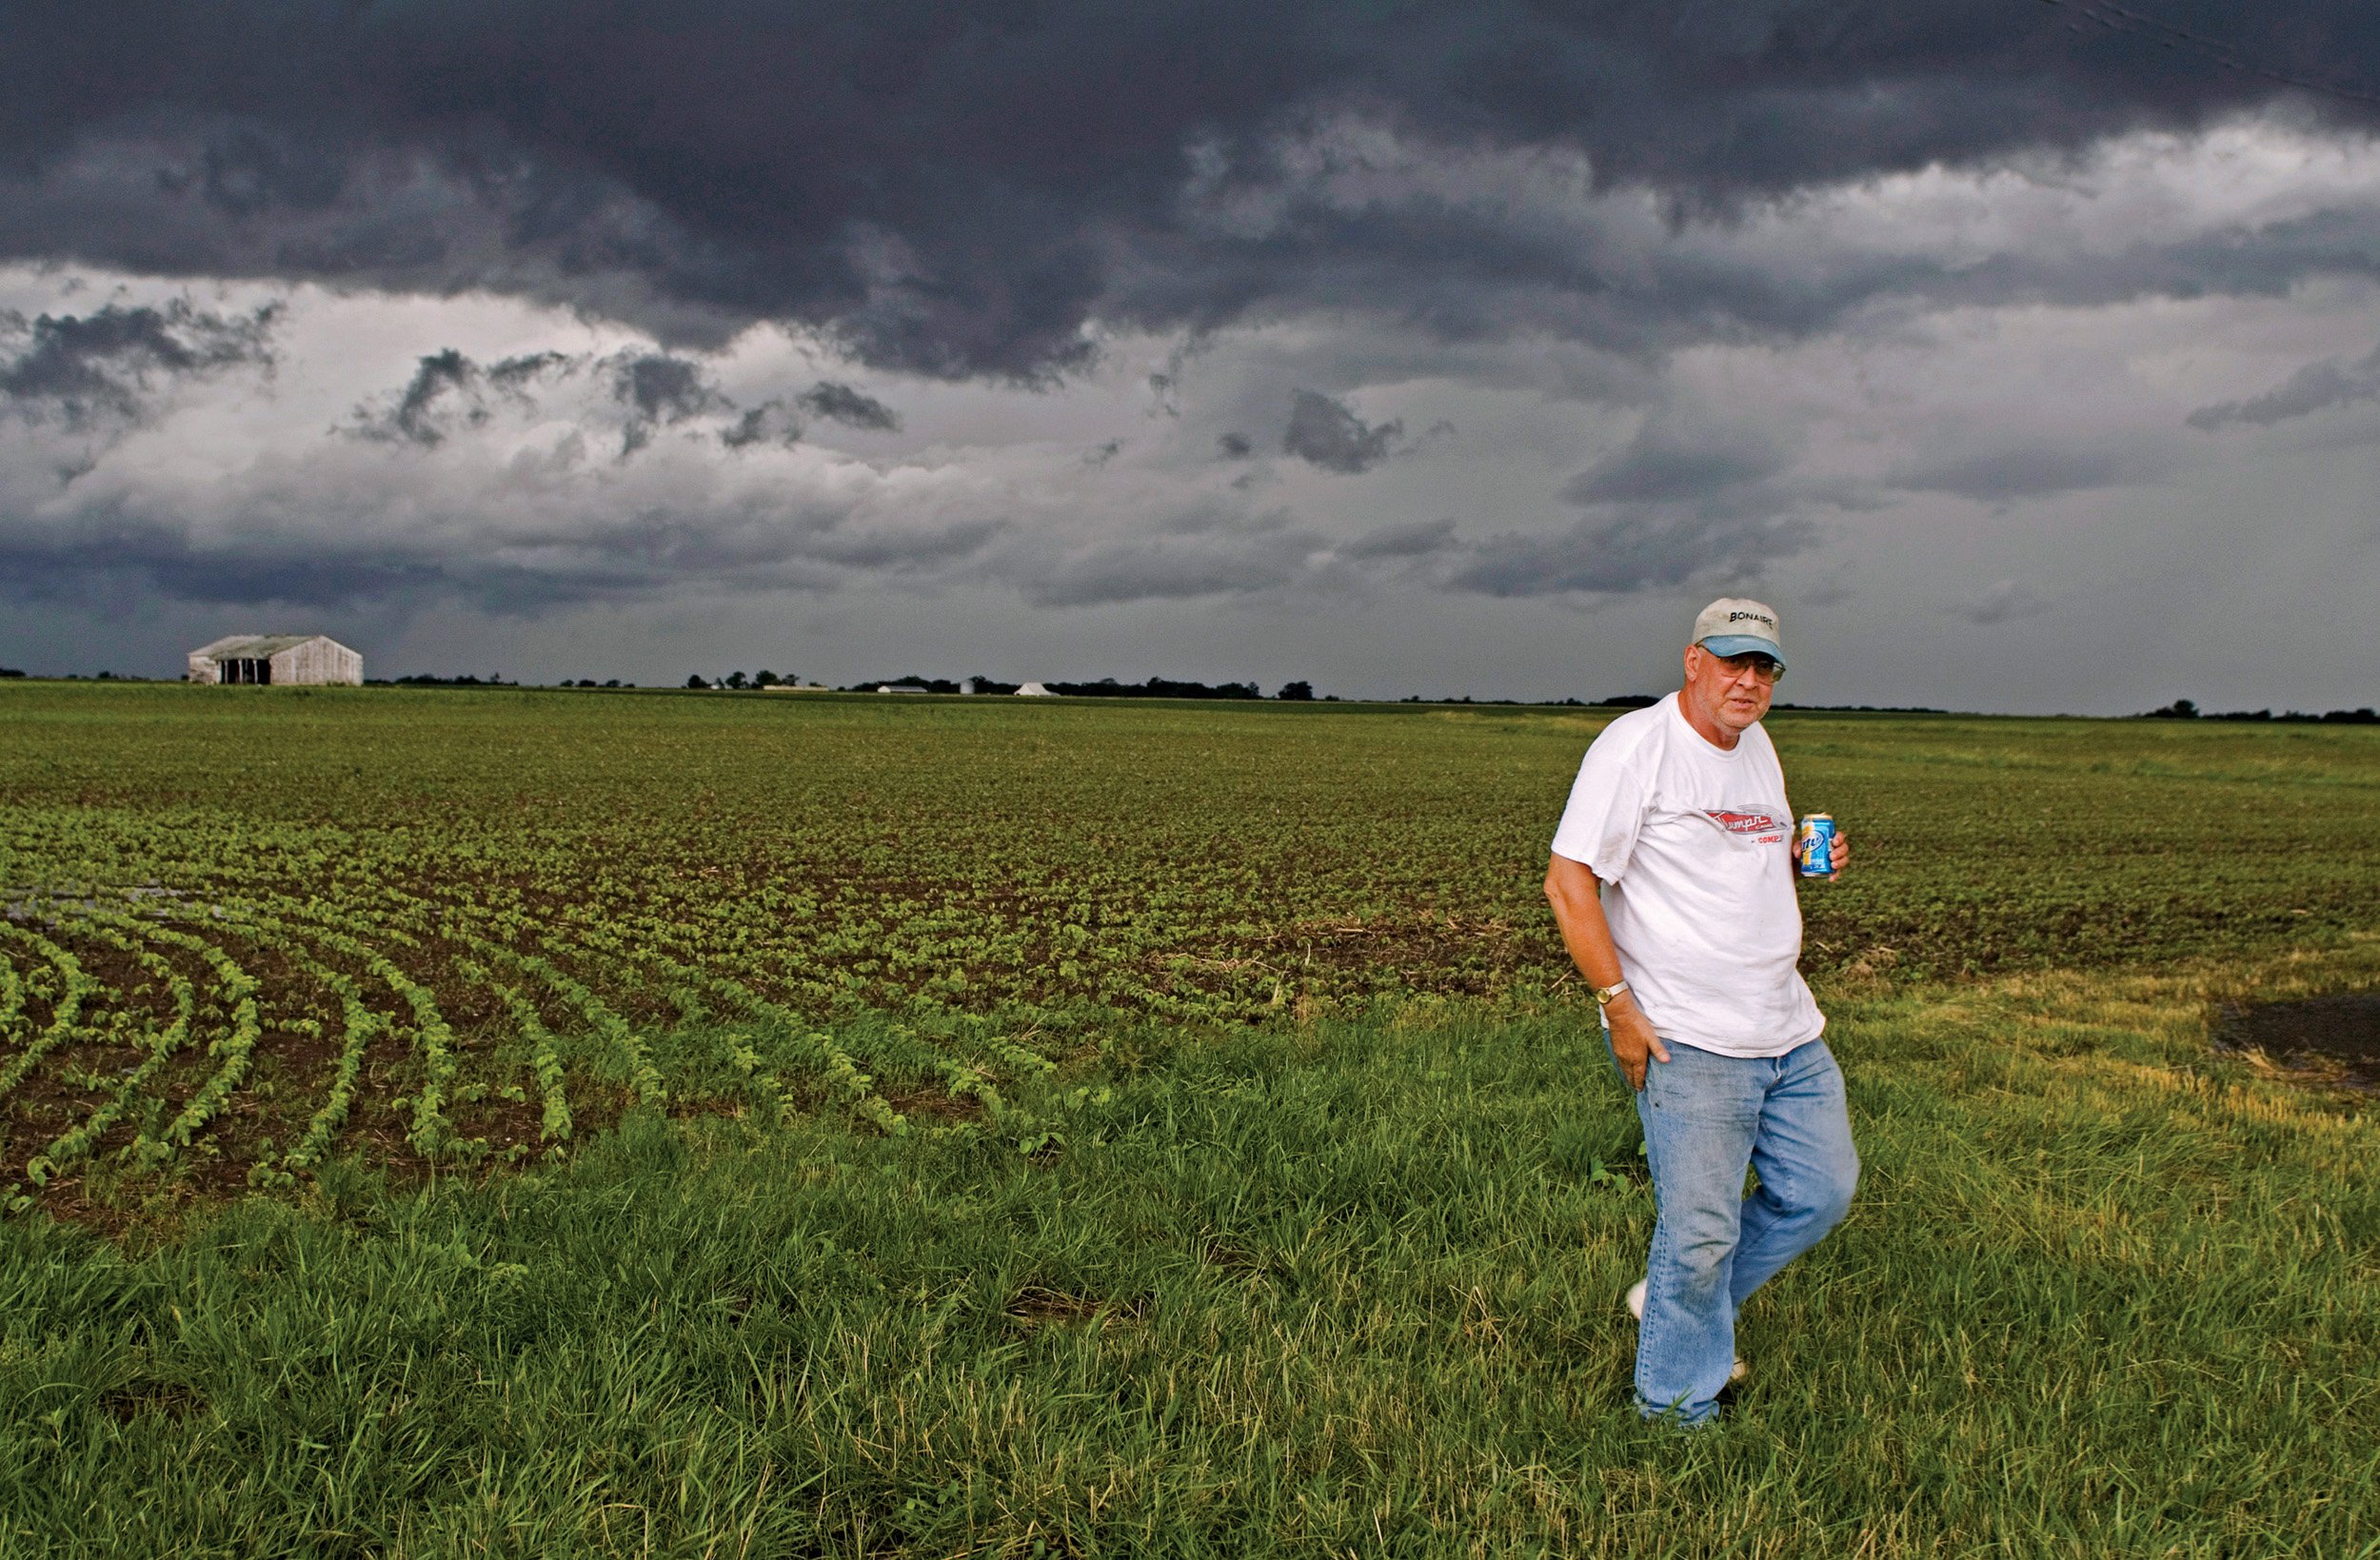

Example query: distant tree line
[845,675,1285,700]
[2139,699,2378,723]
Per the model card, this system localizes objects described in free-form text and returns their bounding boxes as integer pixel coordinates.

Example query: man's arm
[1543,853,1670,1090]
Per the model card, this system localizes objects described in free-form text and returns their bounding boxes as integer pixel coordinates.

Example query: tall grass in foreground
[2,943,2375,1558]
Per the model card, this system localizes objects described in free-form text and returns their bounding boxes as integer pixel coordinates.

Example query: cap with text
[1692,597,1785,669]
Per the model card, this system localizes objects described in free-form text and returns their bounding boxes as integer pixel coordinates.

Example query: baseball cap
[1692,598,1785,669]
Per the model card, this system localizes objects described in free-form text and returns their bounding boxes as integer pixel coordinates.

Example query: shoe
[1625,1278,1748,1383]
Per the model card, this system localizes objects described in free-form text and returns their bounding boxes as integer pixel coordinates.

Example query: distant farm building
[1016,681,1056,697]
[187,634,363,686]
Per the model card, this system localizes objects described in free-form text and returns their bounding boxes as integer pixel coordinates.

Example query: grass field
[2,684,2376,1555]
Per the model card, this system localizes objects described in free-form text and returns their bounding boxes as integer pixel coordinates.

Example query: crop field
[2,683,2377,1556]
[2,682,2372,1207]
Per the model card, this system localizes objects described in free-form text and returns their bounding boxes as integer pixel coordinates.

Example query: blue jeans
[1627,1037,1858,1424]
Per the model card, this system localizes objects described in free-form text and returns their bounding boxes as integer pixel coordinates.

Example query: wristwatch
[1591,978,1631,1008]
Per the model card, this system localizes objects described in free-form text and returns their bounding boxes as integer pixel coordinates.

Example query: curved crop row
[129,922,263,1168]
[475,968,572,1145]
[501,945,667,1106]
[245,908,462,1157]
[276,942,387,1172]
[0,923,98,1097]
[23,917,197,1183]
[0,952,24,1037]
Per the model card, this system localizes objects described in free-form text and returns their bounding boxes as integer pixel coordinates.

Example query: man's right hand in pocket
[1608,996,1670,1092]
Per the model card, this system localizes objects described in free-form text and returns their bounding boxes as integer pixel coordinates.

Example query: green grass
[4,942,2375,1557]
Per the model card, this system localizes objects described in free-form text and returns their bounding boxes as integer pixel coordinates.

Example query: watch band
[1592,978,1631,1008]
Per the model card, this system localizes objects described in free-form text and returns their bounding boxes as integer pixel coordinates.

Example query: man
[1542,598,1858,1426]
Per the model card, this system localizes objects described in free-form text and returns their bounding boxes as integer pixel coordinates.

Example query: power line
[2035,0,2380,110]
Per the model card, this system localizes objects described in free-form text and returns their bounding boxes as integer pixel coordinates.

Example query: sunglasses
[1706,650,1783,684]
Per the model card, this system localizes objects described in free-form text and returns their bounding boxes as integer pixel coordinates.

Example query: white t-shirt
[1549,692,1823,1058]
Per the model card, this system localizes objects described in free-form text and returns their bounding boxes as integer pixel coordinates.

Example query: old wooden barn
[186,634,364,686]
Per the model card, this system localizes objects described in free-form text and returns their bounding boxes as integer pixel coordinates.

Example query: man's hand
[1543,852,1671,1090]
[1827,829,1851,875]
[1607,992,1670,1092]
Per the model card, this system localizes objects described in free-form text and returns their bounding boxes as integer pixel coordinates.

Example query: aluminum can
[1795,814,1836,878]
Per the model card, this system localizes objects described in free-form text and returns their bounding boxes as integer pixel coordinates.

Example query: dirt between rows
[2212,994,2380,1092]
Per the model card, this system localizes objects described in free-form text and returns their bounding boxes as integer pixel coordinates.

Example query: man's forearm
[1543,854,1627,990]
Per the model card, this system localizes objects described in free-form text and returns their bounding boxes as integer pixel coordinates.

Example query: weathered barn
[187,634,364,686]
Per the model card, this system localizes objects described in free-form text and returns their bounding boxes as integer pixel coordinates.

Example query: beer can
[1795,814,1836,878]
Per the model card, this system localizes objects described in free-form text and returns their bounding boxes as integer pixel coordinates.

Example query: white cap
[1691,598,1785,668]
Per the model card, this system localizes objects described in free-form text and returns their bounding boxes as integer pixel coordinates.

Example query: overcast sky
[4,1,2378,711]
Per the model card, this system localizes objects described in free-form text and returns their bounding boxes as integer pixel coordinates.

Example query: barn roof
[191,634,343,659]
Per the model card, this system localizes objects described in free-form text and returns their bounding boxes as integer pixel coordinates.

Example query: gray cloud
[2188,341,2380,430]
[1217,431,1252,458]
[0,300,276,427]
[797,380,901,431]
[1339,516,1458,561]
[347,346,578,445]
[1957,580,2054,625]
[1444,407,1834,596]
[720,400,801,451]
[346,348,881,460]
[1282,388,1402,473]
[1563,423,1792,506]
[355,348,476,446]
[1451,506,1821,599]
[612,352,722,454]
[1005,512,1324,608]
[1888,446,2130,501]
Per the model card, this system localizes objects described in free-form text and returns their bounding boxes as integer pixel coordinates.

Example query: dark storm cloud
[2188,341,2380,429]
[1217,432,1253,459]
[340,346,900,460]
[0,481,1010,615]
[796,381,901,431]
[0,300,276,427]
[360,347,476,446]
[1282,388,1402,473]
[720,400,801,451]
[5,2,2377,376]
[347,346,577,445]
[613,352,719,422]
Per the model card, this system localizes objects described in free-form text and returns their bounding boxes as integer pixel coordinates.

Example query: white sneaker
[1624,1278,1748,1382]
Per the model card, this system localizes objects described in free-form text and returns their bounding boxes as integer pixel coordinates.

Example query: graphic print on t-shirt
[1700,806,1790,846]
